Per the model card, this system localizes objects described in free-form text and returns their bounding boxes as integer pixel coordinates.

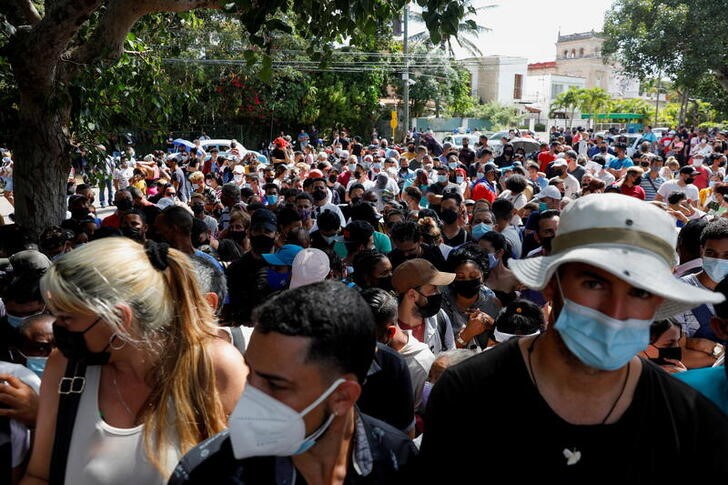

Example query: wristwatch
[712,343,724,359]
[456,334,467,347]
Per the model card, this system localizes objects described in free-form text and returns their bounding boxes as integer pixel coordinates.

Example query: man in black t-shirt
[420,195,728,482]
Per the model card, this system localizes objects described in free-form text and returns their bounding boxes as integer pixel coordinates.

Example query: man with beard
[525,210,559,258]
[119,208,148,243]
[224,209,278,325]
[392,258,456,355]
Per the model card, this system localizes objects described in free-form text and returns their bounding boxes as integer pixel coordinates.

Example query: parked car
[609,133,644,158]
[441,133,482,149]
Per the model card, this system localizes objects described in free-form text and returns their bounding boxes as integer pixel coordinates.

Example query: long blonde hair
[40,237,227,473]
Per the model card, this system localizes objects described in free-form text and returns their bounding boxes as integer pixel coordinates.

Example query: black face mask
[451,278,481,298]
[441,209,459,225]
[650,346,682,365]
[250,234,275,254]
[227,230,246,242]
[191,204,205,216]
[351,197,362,205]
[313,189,327,202]
[416,292,442,318]
[53,318,110,365]
[328,175,338,183]
[354,171,362,178]
[115,199,133,211]
[599,146,608,153]
[121,226,144,242]
[686,177,695,185]
[71,207,90,219]
[375,276,393,292]
[541,236,554,253]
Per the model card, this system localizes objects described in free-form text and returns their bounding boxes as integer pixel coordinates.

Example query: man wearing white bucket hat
[420,194,728,480]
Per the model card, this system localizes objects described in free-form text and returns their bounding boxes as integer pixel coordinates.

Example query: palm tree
[551,88,582,128]
[407,1,496,57]
[578,88,611,128]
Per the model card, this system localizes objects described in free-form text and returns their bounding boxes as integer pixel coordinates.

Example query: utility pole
[402,2,410,143]
[653,74,662,126]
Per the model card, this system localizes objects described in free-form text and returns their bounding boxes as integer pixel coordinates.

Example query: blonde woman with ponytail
[21,237,246,485]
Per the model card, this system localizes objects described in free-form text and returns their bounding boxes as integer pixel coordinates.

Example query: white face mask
[694,159,703,167]
[229,378,345,459]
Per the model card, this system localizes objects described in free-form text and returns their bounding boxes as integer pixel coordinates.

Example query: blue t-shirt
[675,366,728,415]
[608,156,634,170]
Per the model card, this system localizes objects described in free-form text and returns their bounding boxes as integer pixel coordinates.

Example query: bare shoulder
[207,336,247,412]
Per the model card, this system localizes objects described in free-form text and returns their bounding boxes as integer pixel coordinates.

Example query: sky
[451,0,616,62]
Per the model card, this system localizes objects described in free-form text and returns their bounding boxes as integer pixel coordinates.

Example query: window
[571,49,576,58]
[579,48,584,57]
[563,50,568,58]
[513,74,523,100]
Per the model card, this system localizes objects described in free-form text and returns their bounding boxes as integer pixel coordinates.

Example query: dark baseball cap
[343,220,374,244]
[679,166,700,176]
[250,208,277,232]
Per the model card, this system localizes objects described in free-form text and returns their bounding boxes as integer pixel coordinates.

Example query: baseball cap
[250,208,277,232]
[262,244,304,267]
[233,165,245,175]
[392,258,456,294]
[8,250,52,275]
[343,220,374,244]
[533,185,562,200]
[552,159,568,168]
[289,248,330,289]
[679,166,700,176]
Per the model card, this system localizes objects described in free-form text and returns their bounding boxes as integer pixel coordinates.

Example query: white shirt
[399,330,436,413]
[657,181,700,202]
[0,362,41,468]
[559,173,581,198]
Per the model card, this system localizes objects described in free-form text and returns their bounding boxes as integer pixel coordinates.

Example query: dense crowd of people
[0,123,728,483]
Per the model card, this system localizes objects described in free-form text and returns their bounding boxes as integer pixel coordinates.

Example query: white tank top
[64,365,181,484]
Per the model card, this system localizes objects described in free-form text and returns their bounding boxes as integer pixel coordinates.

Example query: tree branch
[61,0,220,80]
[0,0,41,27]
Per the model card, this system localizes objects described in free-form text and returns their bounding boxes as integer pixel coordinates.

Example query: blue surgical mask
[472,223,492,241]
[437,174,448,183]
[5,313,25,329]
[372,163,382,170]
[702,256,728,283]
[25,356,48,377]
[456,176,464,184]
[553,277,653,370]
[265,194,278,206]
[5,308,45,329]
[448,162,458,170]
[487,253,498,269]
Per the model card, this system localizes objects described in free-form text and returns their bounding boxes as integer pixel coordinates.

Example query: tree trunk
[13,95,72,241]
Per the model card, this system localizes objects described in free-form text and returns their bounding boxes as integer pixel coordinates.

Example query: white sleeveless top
[65,365,181,484]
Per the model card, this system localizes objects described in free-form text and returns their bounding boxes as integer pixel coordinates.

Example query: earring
[109,333,127,351]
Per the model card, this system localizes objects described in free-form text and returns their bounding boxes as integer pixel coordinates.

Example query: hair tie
[144,241,170,271]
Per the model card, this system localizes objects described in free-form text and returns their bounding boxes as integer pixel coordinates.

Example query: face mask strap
[299,377,346,418]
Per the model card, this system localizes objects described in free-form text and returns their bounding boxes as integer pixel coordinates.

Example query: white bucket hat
[510,194,724,319]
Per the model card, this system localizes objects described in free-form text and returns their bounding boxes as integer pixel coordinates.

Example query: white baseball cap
[289,248,330,289]
[533,185,562,201]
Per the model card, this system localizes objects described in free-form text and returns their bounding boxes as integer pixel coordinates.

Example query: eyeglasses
[166,192,176,196]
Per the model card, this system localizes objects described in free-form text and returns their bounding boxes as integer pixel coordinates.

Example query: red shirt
[101,212,121,228]
[692,165,710,190]
[471,182,496,203]
[538,152,557,172]
[620,184,646,200]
